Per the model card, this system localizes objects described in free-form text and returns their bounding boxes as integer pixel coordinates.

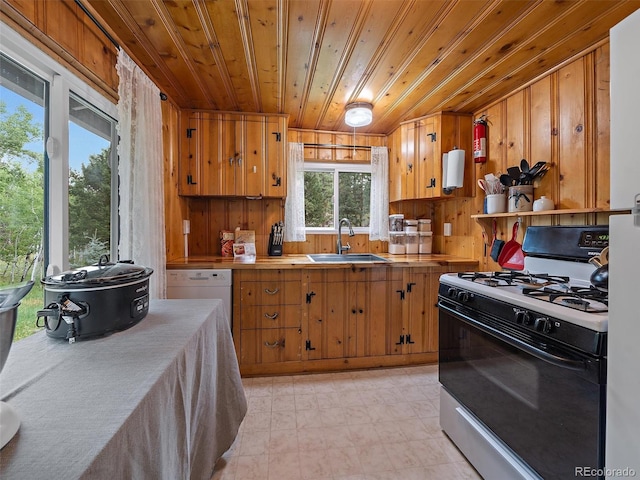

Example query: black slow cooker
[37,256,153,343]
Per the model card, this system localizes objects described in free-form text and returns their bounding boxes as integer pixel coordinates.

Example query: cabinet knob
[264,312,279,320]
[265,288,280,295]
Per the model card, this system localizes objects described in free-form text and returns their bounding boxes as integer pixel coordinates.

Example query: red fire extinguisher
[473,115,488,163]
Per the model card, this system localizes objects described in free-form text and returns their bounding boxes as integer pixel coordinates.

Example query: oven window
[439,308,605,480]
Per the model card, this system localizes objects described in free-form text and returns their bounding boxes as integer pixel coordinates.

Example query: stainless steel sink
[307,253,389,263]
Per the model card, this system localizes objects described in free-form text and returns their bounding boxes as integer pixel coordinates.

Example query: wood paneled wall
[424,43,612,270]
[2,0,118,102]
[4,0,615,265]
[163,100,190,261]
[175,42,613,262]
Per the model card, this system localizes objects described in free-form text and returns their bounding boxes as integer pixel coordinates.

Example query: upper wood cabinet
[389,112,473,201]
[179,111,287,197]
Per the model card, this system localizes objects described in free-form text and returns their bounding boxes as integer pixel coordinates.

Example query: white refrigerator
[606,8,640,478]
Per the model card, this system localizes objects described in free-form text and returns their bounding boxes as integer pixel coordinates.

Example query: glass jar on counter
[389,232,406,254]
[405,232,419,254]
[389,214,405,232]
[404,219,418,233]
[419,231,433,254]
[418,219,432,232]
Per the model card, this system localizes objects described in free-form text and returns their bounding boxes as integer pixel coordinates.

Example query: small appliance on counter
[268,222,284,256]
[37,256,152,343]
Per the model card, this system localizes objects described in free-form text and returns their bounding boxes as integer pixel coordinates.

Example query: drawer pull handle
[264,312,279,320]
[264,339,284,349]
[264,288,279,295]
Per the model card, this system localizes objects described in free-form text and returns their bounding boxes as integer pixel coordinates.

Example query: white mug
[486,194,507,214]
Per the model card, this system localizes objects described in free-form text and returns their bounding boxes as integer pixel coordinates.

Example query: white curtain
[284,142,306,242]
[369,146,389,241]
[116,50,166,299]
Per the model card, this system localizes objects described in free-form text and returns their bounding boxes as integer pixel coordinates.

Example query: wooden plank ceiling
[86,0,640,134]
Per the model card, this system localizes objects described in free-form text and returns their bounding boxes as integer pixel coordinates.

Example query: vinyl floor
[211,364,482,480]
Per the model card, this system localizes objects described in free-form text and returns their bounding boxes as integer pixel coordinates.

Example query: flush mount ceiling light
[344,102,373,127]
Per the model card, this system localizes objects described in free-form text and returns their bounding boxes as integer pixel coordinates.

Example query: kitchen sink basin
[307,253,389,263]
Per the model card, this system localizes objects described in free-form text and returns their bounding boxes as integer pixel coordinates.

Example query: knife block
[268,233,282,256]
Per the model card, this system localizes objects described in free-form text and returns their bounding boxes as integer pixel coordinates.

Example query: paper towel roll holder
[442,146,465,195]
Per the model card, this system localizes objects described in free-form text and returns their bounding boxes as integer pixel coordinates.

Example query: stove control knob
[457,291,473,303]
[534,317,552,334]
[447,287,457,298]
[514,309,532,325]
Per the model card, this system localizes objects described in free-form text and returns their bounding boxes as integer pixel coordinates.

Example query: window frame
[303,161,371,234]
[1,21,119,274]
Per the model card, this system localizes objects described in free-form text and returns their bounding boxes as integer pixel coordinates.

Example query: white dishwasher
[166,269,233,331]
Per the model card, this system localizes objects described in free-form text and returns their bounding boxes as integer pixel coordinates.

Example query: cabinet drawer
[239,281,301,305]
[240,305,302,330]
[240,328,302,364]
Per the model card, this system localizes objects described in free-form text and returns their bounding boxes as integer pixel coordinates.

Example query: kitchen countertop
[166,253,479,270]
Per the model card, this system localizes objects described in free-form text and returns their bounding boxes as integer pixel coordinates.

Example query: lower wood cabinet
[389,267,448,355]
[234,270,304,367]
[233,264,474,375]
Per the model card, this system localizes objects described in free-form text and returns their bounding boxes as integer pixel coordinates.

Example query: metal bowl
[0,304,18,375]
[0,304,21,450]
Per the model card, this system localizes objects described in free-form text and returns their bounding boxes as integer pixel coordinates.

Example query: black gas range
[439,225,609,480]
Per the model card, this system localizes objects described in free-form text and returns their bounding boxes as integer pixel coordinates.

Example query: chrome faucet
[337,218,355,254]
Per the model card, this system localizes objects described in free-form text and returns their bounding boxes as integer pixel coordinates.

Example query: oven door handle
[440,303,587,371]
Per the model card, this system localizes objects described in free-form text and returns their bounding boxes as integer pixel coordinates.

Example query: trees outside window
[1,41,117,341]
[303,163,371,233]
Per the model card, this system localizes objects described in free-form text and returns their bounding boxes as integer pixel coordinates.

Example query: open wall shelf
[472,208,629,246]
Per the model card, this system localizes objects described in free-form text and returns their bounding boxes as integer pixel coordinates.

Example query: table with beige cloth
[0,299,247,480]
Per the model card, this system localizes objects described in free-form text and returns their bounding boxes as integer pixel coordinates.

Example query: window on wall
[1,24,118,341]
[68,94,117,267]
[304,163,371,232]
[0,54,47,282]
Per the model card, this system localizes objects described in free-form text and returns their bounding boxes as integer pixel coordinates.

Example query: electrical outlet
[444,223,452,236]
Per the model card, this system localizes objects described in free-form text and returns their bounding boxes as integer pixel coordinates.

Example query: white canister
[404,219,418,233]
[418,219,432,232]
[533,196,555,212]
[508,185,534,212]
[389,214,404,232]
[389,232,406,254]
[419,231,433,254]
[405,232,419,254]
[486,194,507,214]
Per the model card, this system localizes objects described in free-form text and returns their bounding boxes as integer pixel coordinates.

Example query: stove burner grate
[458,271,570,288]
[522,286,608,313]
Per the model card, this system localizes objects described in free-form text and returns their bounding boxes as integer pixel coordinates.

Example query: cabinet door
[264,116,287,197]
[178,112,200,195]
[388,127,403,202]
[353,280,389,358]
[306,270,350,360]
[416,118,437,199]
[200,112,223,195]
[401,123,416,199]
[243,116,264,197]
[403,270,440,354]
[220,116,239,196]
